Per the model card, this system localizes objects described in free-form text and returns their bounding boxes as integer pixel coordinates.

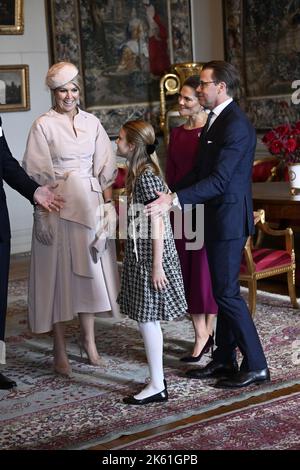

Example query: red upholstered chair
[112,163,128,261]
[112,163,128,218]
[252,156,281,182]
[240,209,299,316]
[112,164,127,201]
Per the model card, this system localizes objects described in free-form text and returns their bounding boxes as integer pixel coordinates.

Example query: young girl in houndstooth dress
[117,120,187,405]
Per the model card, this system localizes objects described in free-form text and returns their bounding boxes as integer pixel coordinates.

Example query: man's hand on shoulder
[144,191,175,217]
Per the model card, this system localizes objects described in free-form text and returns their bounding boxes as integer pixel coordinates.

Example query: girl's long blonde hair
[123,120,163,199]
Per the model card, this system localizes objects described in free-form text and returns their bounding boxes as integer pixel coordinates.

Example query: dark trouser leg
[206,238,267,371]
[0,240,18,388]
[0,240,10,345]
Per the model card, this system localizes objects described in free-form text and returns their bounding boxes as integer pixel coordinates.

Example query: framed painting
[0,0,24,34]
[0,65,30,112]
[223,0,300,130]
[46,0,192,136]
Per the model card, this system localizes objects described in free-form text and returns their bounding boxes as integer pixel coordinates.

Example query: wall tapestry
[46,0,192,135]
[223,0,300,130]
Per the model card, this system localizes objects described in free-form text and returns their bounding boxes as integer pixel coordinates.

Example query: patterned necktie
[202,111,214,135]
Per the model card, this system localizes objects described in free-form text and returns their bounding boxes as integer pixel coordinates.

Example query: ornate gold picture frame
[0,65,30,112]
[0,0,24,35]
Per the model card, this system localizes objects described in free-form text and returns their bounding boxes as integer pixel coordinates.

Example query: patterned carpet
[119,391,300,450]
[0,280,299,449]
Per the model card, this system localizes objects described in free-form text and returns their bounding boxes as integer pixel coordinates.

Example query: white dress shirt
[207,97,233,130]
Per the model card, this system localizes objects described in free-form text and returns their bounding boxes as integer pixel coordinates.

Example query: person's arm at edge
[151,214,168,290]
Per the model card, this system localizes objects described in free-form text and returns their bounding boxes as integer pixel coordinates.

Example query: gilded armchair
[240,209,299,316]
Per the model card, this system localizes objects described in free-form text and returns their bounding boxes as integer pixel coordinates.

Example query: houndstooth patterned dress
[118,169,187,322]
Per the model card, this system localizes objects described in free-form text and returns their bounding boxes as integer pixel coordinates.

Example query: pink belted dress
[23,108,121,333]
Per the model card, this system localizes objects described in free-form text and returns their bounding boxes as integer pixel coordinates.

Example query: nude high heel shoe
[54,365,73,377]
[78,339,105,367]
[53,346,73,377]
[53,360,73,377]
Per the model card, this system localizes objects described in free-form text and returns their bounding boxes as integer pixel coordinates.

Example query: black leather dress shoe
[215,367,270,388]
[186,359,239,379]
[123,388,168,405]
[0,372,17,390]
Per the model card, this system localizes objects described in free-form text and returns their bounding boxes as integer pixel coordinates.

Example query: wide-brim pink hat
[46,62,79,90]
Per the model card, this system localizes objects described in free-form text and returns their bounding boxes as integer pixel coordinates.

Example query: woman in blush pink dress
[23,62,120,377]
[166,75,218,363]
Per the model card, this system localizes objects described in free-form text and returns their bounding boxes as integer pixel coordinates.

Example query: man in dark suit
[146,61,269,388]
[0,116,63,390]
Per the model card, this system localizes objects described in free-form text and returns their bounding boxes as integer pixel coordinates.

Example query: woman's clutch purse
[90,231,108,263]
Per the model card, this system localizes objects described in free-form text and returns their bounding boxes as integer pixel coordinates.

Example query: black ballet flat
[123,388,168,405]
[180,335,214,363]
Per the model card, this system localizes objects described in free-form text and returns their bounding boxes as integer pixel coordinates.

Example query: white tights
[134,320,165,400]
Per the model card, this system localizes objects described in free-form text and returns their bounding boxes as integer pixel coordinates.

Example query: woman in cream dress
[23,62,120,376]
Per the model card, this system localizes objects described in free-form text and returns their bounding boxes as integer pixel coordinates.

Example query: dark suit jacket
[0,117,39,242]
[174,101,256,241]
